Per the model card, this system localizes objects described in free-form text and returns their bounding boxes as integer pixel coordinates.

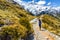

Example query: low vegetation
[41,14,60,36]
[0,0,35,40]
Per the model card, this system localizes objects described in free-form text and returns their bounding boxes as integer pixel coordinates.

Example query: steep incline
[41,14,60,36]
[0,0,35,40]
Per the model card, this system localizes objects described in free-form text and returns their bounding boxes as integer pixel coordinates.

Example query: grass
[41,14,60,36]
[0,0,35,40]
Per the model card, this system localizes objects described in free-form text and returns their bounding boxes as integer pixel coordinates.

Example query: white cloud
[32,0,35,2]
[47,2,51,5]
[37,0,46,5]
[14,0,21,2]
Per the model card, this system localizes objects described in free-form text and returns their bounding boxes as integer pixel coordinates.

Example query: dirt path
[40,30,54,40]
[30,18,55,40]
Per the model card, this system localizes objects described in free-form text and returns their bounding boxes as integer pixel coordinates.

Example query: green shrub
[0,25,27,40]
[19,17,34,35]
[19,17,31,31]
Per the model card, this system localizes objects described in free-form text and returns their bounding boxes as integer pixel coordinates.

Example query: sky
[22,0,60,6]
[14,0,60,15]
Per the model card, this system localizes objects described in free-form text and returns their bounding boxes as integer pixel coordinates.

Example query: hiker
[38,18,42,30]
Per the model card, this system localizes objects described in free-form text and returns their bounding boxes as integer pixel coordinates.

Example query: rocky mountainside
[13,0,60,18]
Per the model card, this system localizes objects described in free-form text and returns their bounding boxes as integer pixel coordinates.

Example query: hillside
[0,0,60,40]
[0,0,35,40]
[41,14,60,36]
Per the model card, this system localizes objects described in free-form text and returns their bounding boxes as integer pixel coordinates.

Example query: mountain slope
[0,0,35,40]
[41,14,60,36]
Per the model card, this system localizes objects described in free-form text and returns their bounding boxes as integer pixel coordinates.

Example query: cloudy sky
[21,0,60,6]
[14,0,60,15]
